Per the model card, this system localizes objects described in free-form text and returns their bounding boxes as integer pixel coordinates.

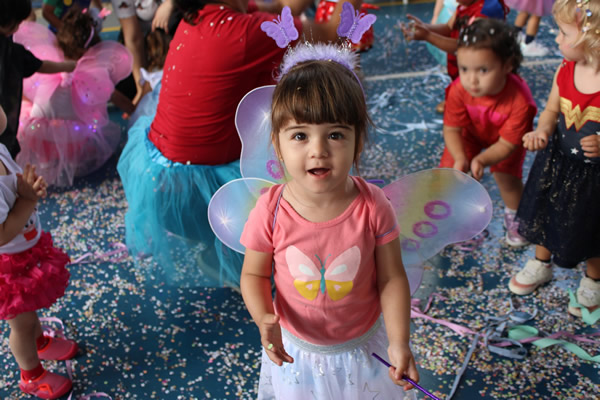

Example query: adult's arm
[152,0,175,33]
[118,15,146,105]
[42,4,63,30]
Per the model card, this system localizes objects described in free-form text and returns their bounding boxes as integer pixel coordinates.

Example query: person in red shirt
[438,18,537,247]
[117,0,363,290]
[401,0,508,113]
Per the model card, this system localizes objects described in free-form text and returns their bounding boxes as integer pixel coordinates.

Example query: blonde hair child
[508,0,600,320]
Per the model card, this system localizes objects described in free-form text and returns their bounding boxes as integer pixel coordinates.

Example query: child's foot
[19,370,72,400]
[568,276,600,317]
[37,336,79,361]
[521,40,549,57]
[509,259,553,295]
[504,209,529,247]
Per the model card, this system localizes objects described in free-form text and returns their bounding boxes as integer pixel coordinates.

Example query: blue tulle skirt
[117,116,243,287]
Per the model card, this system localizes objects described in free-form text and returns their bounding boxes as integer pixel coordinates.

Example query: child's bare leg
[586,257,600,280]
[525,15,542,37]
[7,311,42,370]
[535,245,552,261]
[493,172,523,210]
[514,11,530,29]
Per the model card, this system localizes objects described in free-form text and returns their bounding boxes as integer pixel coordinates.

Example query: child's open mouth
[308,168,330,176]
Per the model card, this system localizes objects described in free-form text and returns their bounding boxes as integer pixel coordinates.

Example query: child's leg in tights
[493,172,528,247]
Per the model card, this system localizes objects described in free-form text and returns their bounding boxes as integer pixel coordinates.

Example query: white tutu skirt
[258,318,417,400]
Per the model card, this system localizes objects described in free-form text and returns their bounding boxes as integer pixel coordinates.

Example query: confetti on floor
[1,3,598,400]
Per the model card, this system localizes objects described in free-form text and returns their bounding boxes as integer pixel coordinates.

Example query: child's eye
[292,133,306,141]
[329,132,344,140]
[479,68,488,73]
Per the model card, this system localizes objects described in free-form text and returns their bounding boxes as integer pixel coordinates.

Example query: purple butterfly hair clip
[337,2,377,44]
[260,6,299,48]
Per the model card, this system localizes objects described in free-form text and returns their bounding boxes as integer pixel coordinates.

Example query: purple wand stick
[371,352,441,400]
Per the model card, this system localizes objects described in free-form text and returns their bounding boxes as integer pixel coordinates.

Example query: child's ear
[503,57,515,75]
[272,134,283,161]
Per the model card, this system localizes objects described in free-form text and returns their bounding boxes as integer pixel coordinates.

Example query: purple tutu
[0,232,71,320]
[505,0,554,16]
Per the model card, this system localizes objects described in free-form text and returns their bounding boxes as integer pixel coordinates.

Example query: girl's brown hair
[457,18,523,73]
[56,8,100,60]
[271,60,370,172]
[146,29,171,72]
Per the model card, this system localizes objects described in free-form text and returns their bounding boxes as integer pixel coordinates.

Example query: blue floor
[1,2,599,399]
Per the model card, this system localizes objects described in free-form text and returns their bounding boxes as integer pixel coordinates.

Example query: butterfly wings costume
[13,21,132,187]
[209,5,492,398]
[210,87,493,293]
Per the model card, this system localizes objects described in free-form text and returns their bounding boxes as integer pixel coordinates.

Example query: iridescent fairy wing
[71,41,133,125]
[383,168,493,293]
[13,21,63,103]
[236,85,289,183]
[208,178,275,254]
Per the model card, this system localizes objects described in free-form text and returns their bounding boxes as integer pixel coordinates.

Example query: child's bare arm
[0,165,45,246]
[524,66,560,151]
[37,60,76,74]
[110,89,135,115]
[402,14,456,53]
[470,138,516,180]
[443,125,468,172]
[241,248,293,366]
[376,238,418,390]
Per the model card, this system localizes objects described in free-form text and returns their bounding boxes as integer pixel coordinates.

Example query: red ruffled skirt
[0,232,70,320]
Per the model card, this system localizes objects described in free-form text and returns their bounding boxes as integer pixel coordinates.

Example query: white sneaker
[509,259,553,295]
[568,276,600,317]
[521,41,549,57]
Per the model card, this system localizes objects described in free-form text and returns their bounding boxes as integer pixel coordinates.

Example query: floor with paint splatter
[1,2,598,399]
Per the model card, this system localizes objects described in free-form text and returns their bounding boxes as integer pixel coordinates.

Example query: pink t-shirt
[240,176,399,345]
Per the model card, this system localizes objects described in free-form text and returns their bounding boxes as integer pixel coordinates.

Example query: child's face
[456,47,512,97]
[555,19,584,62]
[276,120,356,197]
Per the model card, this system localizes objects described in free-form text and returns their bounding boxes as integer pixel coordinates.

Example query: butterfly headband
[261,3,376,84]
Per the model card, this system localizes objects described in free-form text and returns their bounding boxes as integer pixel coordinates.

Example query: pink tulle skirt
[505,0,554,16]
[0,232,70,320]
[17,109,121,187]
